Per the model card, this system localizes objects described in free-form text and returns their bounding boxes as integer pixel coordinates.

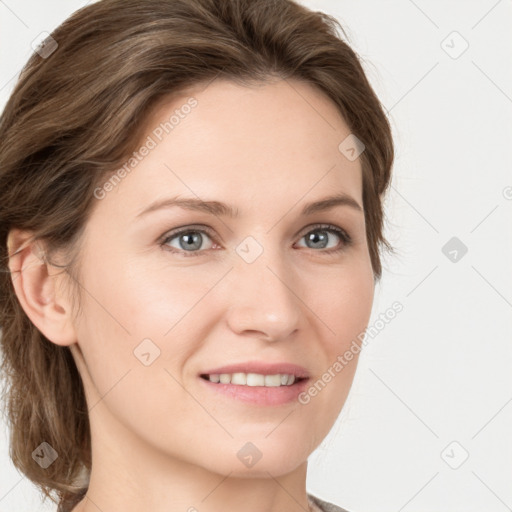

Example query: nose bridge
[225,237,302,340]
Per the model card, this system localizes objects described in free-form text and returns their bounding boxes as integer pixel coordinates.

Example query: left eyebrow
[300,193,363,215]
[134,192,363,220]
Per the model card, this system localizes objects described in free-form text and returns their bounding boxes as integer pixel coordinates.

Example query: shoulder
[307,492,351,512]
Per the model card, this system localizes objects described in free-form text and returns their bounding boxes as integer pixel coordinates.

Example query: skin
[8,78,375,512]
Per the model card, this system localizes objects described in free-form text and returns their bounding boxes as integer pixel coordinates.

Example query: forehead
[97,78,363,218]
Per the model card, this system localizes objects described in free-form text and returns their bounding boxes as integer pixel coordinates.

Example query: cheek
[83,251,215,334]
[71,267,199,433]
[305,260,373,407]
[308,257,375,344]
[73,255,225,391]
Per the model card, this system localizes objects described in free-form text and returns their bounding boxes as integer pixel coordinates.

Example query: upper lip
[200,362,310,379]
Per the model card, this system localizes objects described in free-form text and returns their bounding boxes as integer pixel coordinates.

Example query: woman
[0,0,394,511]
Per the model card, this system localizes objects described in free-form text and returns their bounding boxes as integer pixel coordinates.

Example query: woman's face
[69,78,374,477]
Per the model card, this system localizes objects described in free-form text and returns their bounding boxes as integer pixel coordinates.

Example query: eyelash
[159,223,352,257]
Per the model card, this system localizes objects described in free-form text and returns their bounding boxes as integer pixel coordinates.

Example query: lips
[199,361,310,379]
[198,362,311,406]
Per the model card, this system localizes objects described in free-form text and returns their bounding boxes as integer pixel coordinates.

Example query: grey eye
[164,230,214,252]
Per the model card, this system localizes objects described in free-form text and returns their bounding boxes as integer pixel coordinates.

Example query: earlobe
[7,228,77,347]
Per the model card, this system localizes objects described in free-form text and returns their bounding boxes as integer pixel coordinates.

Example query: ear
[7,228,77,346]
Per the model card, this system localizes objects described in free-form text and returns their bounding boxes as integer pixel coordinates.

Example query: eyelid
[297,223,350,240]
[159,222,352,256]
[296,223,352,252]
[158,224,216,242]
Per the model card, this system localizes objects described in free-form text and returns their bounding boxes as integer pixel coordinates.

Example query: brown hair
[0,0,394,509]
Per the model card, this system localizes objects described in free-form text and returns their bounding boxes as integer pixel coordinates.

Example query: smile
[200,372,304,387]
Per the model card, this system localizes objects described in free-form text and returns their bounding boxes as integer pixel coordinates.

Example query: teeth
[231,372,247,385]
[264,374,282,387]
[205,372,297,387]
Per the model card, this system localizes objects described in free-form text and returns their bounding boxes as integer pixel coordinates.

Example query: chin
[203,441,308,478]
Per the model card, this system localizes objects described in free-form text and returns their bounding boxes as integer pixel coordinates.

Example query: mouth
[199,372,308,387]
[198,364,311,406]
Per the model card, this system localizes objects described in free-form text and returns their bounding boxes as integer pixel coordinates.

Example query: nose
[224,249,302,342]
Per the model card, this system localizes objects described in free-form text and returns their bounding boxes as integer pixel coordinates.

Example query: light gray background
[1,1,511,511]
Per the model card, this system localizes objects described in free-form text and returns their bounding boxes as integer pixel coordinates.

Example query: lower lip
[198,376,310,406]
